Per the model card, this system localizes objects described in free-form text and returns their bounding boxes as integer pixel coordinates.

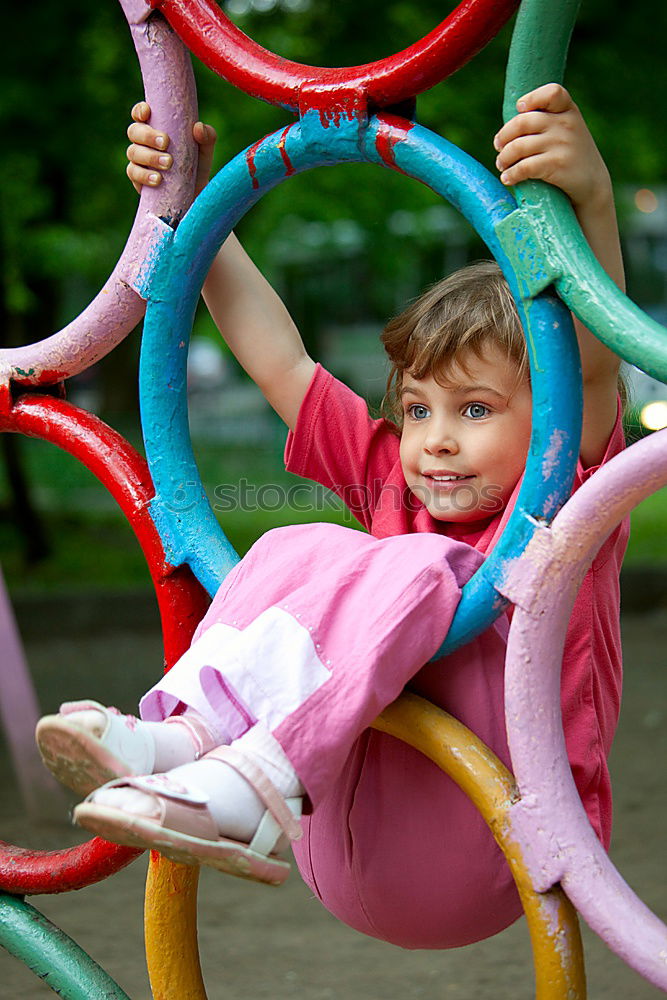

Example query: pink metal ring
[501,429,667,991]
[151,0,519,114]
[0,0,197,389]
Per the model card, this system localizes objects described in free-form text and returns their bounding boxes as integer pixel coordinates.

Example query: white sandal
[35,700,217,797]
[73,746,303,886]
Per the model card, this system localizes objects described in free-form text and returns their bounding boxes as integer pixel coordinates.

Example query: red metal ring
[0,391,210,895]
[151,0,519,113]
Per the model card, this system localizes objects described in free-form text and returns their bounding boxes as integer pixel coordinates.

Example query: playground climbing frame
[0,0,666,996]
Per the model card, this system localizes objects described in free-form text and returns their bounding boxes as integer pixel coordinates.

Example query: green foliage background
[1,0,666,588]
[4,0,667,365]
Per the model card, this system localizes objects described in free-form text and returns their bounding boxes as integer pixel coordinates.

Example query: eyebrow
[447,382,506,397]
[400,382,506,398]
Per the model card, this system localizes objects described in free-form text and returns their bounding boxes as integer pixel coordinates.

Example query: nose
[424,420,459,455]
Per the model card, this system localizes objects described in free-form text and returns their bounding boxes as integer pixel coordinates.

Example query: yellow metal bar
[372,692,586,1000]
[142,691,585,999]
[144,851,208,1000]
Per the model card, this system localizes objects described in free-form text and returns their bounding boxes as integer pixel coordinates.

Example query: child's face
[399,345,532,523]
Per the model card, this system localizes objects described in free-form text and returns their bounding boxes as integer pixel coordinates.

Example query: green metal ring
[0,892,130,1000]
[500,0,667,384]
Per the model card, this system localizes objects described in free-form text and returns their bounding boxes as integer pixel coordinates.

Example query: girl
[36,85,628,948]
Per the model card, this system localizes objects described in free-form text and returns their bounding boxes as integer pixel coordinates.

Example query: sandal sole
[73,803,290,887]
[35,719,131,797]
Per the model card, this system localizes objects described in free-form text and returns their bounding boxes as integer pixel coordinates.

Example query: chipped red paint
[277,125,295,178]
[0,383,11,418]
[151,0,519,113]
[246,125,295,189]
[37,369,68,386]
[297,82,368,122]
[10,368,68,388]
[0,393,210,895]
[245,136,264,190]
[374,114,416,174]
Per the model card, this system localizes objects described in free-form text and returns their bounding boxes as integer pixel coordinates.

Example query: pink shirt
[285,364,629,845]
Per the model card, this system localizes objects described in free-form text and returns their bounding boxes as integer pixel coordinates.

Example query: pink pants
[141,524,521,948]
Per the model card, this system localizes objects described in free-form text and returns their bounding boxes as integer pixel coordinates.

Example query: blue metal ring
[139,111,582,653]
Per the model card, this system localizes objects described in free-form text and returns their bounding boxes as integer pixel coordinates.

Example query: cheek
[481,426,527,481]
[399,431,415,469]
[516,421,532,464]
[501,426,531,479]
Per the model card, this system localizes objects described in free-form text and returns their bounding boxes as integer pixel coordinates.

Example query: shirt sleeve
[573,397,629,568]
[574,396,626,485]
[284,364,400,533]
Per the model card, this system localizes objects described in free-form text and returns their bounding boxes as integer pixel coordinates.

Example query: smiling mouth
[423,473,473,482]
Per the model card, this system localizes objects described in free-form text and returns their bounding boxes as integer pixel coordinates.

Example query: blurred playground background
[1,0,666,599]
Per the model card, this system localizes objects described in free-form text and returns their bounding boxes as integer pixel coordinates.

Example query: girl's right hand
[126,101,217,196]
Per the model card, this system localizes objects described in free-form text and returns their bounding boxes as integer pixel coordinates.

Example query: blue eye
[464,403,490,419]
[408,404,430,420]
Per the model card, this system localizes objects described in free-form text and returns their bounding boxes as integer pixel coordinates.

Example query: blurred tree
[0,0,142,413]
[2,0,667,399]
[3,0,666,568]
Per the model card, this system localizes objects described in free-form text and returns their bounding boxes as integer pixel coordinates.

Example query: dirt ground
[0,610,665,999]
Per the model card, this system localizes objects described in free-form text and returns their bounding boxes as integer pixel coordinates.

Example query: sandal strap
[203,746,303,843]
[250,797,302,858]
[91,775,220,841]
[58,700,155,775]
[163,713,218,758]
[60,699,122,718]
[95,773,210,806]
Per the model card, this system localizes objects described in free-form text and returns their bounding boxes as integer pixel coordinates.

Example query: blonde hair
[381,261,526,425]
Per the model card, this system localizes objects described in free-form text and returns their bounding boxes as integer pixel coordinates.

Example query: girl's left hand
[492,83,611,211]
[126,101,217,197]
